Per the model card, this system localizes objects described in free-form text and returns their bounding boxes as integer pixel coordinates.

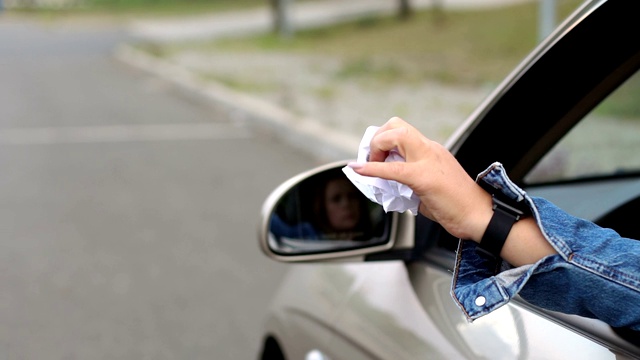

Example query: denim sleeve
[450,162,640,331]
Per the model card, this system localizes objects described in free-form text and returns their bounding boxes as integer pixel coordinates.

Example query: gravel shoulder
[116,0,532,159]
[156,49,493,150]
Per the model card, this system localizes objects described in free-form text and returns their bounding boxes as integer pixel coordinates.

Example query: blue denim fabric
[451,162,640,331]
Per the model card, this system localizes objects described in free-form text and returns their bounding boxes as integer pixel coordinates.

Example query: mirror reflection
[268,168,391,254]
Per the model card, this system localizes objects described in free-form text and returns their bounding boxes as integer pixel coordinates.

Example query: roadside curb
[113,44,360,162]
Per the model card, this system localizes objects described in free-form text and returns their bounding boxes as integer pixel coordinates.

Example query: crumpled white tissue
[342,126,420,216]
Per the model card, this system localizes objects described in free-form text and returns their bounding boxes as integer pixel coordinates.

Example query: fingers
[367,127,409,162]
[368,117,422,162]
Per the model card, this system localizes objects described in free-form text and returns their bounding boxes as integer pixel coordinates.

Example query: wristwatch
[476,182,528,261]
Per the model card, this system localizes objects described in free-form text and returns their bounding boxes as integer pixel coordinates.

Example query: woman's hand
[348,117,493,242]
[348,117,556,266]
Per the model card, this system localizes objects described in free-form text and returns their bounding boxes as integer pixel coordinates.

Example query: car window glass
[525,69,640,184]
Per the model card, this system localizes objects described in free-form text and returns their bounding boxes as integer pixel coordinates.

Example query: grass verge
[146,0,584,86]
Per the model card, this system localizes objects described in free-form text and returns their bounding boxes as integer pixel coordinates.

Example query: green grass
[127,0,637,119]
[593,75,640,120]
[156,0,584,86]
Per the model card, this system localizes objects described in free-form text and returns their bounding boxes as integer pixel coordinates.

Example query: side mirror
[258,161,415,262]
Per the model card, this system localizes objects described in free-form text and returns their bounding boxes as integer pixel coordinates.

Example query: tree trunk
[431,0,445,25]
[270,0,293,38]
[398,0,412,20]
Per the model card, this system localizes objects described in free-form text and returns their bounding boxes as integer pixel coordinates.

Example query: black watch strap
[476,196,524,260]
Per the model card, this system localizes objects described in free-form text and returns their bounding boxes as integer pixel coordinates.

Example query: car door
[321,1,640,358]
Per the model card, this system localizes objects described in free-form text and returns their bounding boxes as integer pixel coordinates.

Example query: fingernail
[347,162,364,169]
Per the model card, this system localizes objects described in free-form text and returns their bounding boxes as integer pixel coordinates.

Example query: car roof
[447,0,640,184]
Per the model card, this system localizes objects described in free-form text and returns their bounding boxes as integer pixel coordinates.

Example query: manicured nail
[347,162,364,169]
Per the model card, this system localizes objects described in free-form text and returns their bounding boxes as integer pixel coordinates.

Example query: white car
[257,1,640,359]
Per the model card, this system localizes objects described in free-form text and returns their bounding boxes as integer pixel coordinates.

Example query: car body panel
[266,261,622,359]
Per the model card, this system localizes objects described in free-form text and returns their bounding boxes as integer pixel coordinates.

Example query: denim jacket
[451,162,640,331]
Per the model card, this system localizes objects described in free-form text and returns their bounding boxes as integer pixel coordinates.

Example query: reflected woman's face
[324,178,361,231]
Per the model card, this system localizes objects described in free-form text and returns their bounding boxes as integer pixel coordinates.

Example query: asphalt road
[0,16,320,359]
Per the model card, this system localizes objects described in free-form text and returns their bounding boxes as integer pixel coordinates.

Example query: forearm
[501,216,557,266]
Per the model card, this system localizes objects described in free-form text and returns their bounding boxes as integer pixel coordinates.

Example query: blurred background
[0,0,583,358]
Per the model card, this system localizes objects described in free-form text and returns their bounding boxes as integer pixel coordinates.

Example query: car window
[525,69,640,184]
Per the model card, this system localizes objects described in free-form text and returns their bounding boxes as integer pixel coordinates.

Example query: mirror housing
[258,160,416,262]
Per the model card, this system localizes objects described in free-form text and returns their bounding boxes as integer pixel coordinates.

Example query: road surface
[0,16,319,359]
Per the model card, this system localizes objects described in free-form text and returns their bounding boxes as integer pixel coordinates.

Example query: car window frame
[448,0,639,182]
[423,0,640,262]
